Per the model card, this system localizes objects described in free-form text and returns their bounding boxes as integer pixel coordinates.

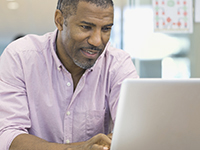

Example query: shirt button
[57,67,61,71]
[66,111,70,116]
[66,139,70,144]
[67,82,71,86]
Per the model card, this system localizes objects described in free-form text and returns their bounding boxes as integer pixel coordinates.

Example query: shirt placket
[63,71,87,143]
[62,70,74,144]
[64,109,73,144]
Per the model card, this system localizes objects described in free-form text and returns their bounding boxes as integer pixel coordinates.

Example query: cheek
[68,34,88,50]
[70,26,88,42]
[62,30,82,49]
[102,33,111,45]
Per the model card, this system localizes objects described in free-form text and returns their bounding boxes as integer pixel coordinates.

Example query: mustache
[81,46,103,51]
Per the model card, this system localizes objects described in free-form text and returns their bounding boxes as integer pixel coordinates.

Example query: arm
[10,133,111,150]
[108,51,139,124]
[0,48,107,150]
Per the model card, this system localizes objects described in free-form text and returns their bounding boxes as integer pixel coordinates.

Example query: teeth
[86,50,95,54]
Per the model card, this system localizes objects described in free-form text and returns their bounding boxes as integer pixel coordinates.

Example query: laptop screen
[111,78,200,150]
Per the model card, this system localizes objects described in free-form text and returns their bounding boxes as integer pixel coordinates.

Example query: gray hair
[57,0,114,19]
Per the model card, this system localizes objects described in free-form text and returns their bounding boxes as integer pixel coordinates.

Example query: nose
[88,29,102,47]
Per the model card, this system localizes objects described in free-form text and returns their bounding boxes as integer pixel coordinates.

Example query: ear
[54,9,64,31]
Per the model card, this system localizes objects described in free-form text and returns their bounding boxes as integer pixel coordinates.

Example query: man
[0,0,138,149]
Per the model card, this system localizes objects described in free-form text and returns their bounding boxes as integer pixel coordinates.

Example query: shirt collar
[50,29,63,70]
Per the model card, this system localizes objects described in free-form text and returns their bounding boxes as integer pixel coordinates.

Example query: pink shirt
[0,30,138,150]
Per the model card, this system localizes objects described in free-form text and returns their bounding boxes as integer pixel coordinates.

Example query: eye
[81,25,91,30]
[102,26,112,32]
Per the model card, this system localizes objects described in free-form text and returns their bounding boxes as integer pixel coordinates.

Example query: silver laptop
[111,78,200,150]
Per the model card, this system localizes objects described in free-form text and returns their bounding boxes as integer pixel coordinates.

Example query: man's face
[59,1,114,69]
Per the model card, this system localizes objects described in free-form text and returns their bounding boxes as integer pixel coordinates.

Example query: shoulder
[95,43,136,75]
[4,31,56,57]
[104,43,132,64]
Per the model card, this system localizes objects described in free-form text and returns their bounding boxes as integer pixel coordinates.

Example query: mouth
[80,48,100,59]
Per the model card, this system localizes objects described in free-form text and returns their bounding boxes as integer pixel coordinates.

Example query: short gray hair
[57,0,114,19]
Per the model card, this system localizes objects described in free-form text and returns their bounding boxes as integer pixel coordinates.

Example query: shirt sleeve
[0,47,30,150]
[108,51,139,126]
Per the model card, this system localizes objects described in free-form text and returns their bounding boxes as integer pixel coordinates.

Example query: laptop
[111,78,200,150]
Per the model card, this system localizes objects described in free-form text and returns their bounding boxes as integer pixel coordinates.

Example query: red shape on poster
[156,22,159,27]
[185,23,187,27]
[177,22,181,26]
[167,17,171,22]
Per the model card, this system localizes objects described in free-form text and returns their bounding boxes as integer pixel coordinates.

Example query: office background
[0,0,200,78]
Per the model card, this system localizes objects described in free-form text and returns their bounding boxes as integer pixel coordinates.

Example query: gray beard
[73,59,94,69]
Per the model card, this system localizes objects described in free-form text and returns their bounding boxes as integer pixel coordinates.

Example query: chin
[74,60,95,69]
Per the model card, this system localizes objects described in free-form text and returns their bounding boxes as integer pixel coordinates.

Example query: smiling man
[55,0,115,90]
[0,0,138,150]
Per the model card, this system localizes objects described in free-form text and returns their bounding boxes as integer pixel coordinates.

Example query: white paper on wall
[195,0,200,22]
[152,0,193,33]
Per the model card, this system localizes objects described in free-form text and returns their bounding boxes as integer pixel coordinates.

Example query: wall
[0,0,57,54]
[189,22,200,77]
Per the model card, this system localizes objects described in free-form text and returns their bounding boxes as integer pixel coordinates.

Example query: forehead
[69,1,114,25]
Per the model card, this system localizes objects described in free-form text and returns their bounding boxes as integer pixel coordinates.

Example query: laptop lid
[111,78,200,150]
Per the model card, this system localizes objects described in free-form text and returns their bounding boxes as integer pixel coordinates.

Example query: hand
[10,133,112,150]
[107,133,113,140]
[81,133,112,150]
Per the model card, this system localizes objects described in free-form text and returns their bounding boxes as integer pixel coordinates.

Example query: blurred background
[0,0,200,78]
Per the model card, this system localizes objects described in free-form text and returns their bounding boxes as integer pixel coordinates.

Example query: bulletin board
[152,0,193,33]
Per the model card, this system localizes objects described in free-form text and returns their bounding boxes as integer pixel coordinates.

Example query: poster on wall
[152,0,193,33]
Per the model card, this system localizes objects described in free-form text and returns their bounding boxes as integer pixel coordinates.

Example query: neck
[56,33,86,91]
[56,47,85,75]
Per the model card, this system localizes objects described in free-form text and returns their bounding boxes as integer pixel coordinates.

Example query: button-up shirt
[0,30,138,150]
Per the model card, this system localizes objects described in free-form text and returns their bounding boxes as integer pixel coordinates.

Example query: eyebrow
[80,21,113,27]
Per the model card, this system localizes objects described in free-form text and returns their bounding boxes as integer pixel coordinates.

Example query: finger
[92,144,110,150]
[93,133,111,145]
[85,134,111,150]
[107,133,113,140]
[103,146,109,150]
